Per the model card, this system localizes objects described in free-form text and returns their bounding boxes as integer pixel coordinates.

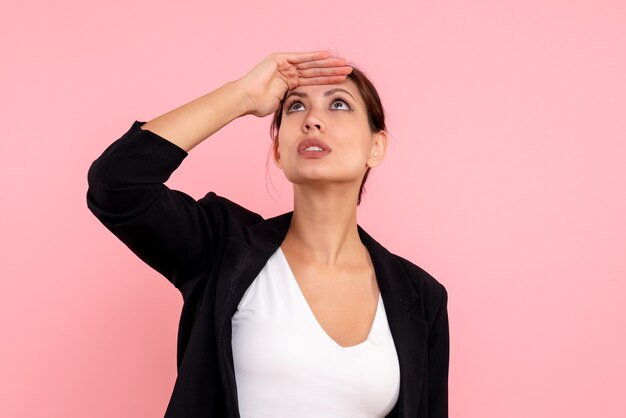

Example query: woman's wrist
[229,78,254,117]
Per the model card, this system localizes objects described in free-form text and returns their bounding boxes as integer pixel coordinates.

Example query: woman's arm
[140,51,353,153]
[86,120,220,289]
[139,80,249,152]
[86,81,251,288]
[86,51,353,290]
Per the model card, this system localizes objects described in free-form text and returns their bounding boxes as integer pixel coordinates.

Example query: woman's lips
[297,138,332,158]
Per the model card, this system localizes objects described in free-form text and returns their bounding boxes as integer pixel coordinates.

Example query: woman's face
[275,78,386,191]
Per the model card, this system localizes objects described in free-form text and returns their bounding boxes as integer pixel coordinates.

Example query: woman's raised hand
[236,51,353,118]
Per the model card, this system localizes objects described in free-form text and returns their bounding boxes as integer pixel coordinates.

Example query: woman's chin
[284,172,361,188]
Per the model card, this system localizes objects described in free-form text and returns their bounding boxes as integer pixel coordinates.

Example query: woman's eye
[288,102,304,112]
[331,99,349,110]
[286,98,351,113]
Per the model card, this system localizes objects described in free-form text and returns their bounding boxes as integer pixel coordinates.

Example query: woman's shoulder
[390,250,448,304]
[359,224,447,302]
[394,252,444,287]
[389,252,449,328]
[359,224,447,317]
[197,191,265,228]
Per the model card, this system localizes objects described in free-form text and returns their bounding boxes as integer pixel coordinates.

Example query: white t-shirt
[231,247,401,418]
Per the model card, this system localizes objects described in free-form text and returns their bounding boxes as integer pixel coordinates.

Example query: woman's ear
[273,140,282,169]
[366,131,388,168]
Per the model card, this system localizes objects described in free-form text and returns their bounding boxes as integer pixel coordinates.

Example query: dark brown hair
[268,65,387,206]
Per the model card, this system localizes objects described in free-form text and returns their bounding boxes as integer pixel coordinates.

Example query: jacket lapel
[214,213,293,416]
[357,222,428,418]
[215,211,428,418]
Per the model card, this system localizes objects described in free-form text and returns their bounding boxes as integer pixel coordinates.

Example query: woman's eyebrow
[286,88,356,101]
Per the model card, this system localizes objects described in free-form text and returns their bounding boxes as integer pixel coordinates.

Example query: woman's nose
[302,114,325,133]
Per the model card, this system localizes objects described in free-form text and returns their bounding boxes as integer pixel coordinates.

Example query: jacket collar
[216,211,427,418]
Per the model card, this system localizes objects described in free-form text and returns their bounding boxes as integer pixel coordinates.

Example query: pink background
[2,0,625,417]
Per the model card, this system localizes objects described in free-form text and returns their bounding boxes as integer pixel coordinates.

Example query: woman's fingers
[294,56,348,69]
[275,51,351,82]
[297,75,352,86]
[279,50,331,63]
[278,51,350,71]
[297,65,353,78]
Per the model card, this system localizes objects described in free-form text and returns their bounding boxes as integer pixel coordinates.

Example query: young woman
[87,51,449,418]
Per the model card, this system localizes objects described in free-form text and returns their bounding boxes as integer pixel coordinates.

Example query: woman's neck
[282,184,365,266]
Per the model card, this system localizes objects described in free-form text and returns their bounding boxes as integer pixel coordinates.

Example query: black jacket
[86,121,450,418]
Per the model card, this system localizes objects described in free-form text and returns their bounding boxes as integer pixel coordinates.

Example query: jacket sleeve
[428,284,450,417]
[86,121,218,289]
